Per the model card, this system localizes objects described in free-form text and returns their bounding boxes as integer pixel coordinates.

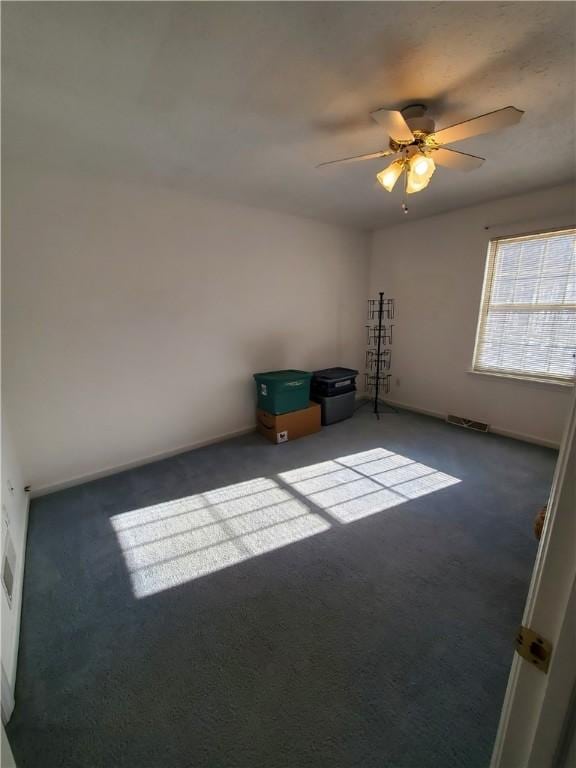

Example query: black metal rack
[364,291,396,419]
[365,349,391,371]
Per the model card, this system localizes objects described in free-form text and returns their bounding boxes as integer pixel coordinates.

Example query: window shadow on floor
[109,447,460,599]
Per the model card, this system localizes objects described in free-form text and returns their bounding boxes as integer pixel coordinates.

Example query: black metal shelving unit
[364,291,396,419]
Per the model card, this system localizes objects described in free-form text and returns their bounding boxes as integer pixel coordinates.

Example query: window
[473,228,576,384]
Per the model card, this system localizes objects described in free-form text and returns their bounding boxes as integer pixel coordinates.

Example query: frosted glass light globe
[413,156,431,175]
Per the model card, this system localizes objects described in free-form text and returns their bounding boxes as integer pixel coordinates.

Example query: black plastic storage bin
[311,367,359,397]
[313,390,356,426]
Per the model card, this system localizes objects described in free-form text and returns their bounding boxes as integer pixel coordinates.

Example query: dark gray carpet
[7,407,556,768]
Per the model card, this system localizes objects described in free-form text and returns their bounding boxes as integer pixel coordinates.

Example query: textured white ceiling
[3,2,575,229]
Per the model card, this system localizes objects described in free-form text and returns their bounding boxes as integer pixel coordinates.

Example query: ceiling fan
[317,104,524,212]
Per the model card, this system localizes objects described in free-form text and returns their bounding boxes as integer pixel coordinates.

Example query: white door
[490,388,576,768]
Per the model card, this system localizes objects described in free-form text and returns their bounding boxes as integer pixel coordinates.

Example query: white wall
[2,171,369,493]
[370,184,575,447]
[1,415,29,704]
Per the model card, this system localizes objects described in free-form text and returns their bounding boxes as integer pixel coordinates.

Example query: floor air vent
[446,415,489,433]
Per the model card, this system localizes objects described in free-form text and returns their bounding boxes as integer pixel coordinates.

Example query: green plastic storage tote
[253,370,312,415]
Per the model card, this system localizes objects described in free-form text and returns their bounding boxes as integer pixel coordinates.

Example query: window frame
[471,226,576,387]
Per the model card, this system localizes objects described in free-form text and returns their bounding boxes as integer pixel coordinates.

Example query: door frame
[490,387,576,767]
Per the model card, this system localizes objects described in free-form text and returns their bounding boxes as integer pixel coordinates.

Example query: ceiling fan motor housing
[401,104,435,139]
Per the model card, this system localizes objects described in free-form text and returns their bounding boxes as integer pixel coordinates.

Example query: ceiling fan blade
[316,150,394,168]
[432,147,485,171]
[429,106,524,145]
[370,109,414,143]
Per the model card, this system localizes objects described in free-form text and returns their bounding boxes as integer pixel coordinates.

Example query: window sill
[468,369,575,389]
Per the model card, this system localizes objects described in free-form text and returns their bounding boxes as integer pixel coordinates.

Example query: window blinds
[473,228,576,383]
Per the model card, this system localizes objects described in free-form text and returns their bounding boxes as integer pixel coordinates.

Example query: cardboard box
[256,402,321,444]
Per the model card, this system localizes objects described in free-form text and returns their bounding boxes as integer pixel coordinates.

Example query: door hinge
[516,625,552,673]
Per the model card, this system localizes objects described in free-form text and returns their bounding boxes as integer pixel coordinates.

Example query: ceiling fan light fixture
[412,154,433,176]
[405,172,430,194]
[406,152,435,194]
[376,159,404,192]
[318,104,523,209]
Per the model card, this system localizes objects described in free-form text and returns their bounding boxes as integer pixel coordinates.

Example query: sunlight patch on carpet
[279,448,460,523]
[111,478,330,597]
[112,449,460,597]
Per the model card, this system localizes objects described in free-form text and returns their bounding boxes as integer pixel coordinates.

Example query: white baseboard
[32,426,256,498]
[489,425,559,450]
[34,395,558,497]
[35,396,368,498]
[384,398,560,450]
